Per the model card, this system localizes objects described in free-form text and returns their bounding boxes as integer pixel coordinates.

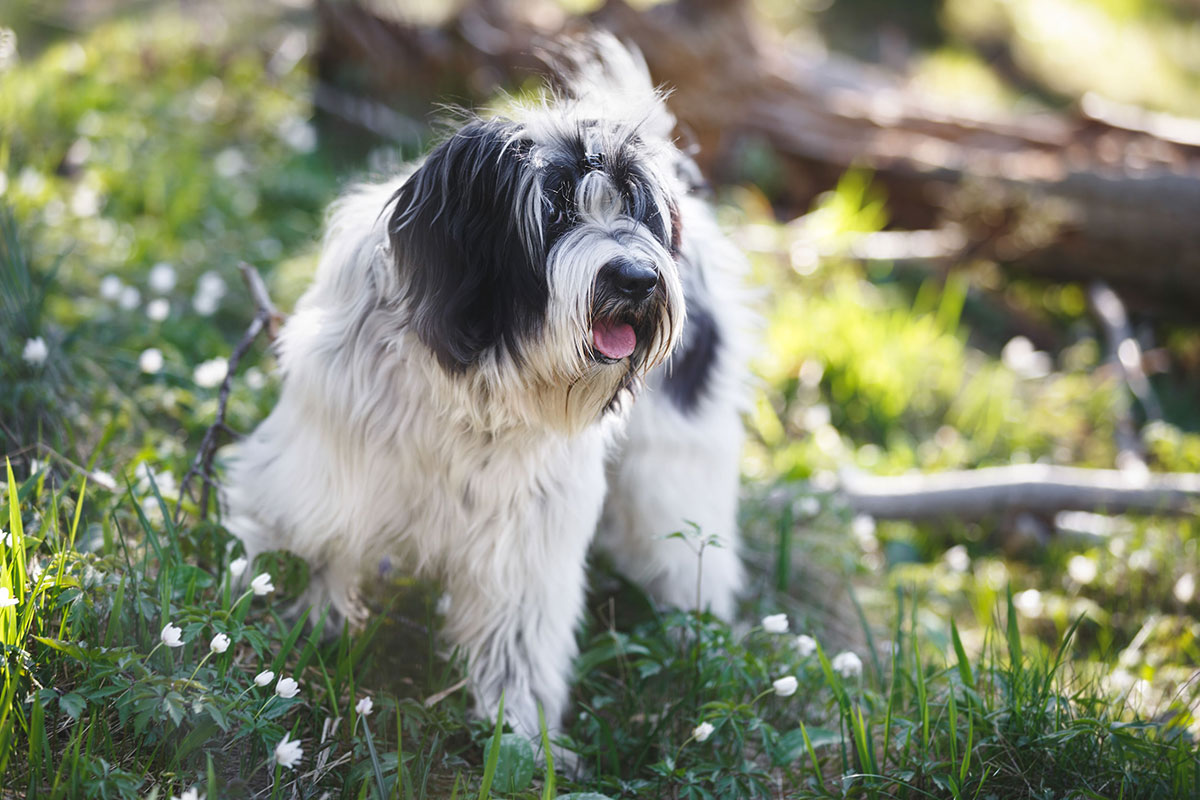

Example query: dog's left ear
[389,118,547,372]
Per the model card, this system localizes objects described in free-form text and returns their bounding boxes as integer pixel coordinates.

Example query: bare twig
[840,464,1200,521]
[1088,281,1162,421]
[238,261,285,343]
[174,263,283,524]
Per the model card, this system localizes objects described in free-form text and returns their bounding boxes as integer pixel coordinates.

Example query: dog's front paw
[287,568,369,635]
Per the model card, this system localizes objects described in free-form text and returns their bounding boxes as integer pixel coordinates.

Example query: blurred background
[4,0,1200,761]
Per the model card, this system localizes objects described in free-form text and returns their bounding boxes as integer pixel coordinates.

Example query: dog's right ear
[388,119,548,372]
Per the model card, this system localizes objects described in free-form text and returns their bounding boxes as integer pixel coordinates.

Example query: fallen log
[315,0,1200,313]
[839,464,1200,521]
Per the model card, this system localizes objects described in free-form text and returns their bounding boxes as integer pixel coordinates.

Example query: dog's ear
[388,118,547,372]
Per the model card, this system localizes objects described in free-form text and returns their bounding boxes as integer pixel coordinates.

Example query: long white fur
[222,35,750,746]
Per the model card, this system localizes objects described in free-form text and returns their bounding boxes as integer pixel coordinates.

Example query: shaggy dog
[223,36,751,745]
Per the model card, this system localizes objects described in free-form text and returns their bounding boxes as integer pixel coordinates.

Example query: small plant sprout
[772,676,799,697]
[0,588,17,608]
[275,676,299,698]
[692,721,714,742]
[355,695,373,716]
[832,650,863,679]
[761,613,789,634]
[22,336,48,366]
[229,556,247,577]
[250,572,274,595]
[274,732,303,769]
[254,669,275,687]
[796,634,818,657]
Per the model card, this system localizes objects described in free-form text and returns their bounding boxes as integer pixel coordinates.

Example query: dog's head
[387,52,687,429]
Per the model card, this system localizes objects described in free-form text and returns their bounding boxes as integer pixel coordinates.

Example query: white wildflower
[355,696,374,716]
[772,676,798,697]
[851,514,876,540]
[0,587,18,608]
[160,622,184,648]
[244,366,266,391]
[17,167,44,197]
[250,572,275,596]
[1174,573,1196,604]
[214,147,248,177]
[196,270,226,298]
[254,669,275,687]
[761,613,789,634]
[171,787,204,800]
[192,291,220,316]
[118,285,140,311]
[146,298,170,322]
[1067,554,1098,585]
[90,470,116,491]
[692,721,714,742]
[275,676,299,699]
[943,545,971,574]
[229,556,247,577]
[277,116,317,153]
[209,633,231,653]
[193,357,228,388]
[148,262,177,293]
[796,634,817,658]
[274,731,303,769]
[22,337,47,366]
[1013,588,1044,618]
[99,274,123,300]
[139,348,164,374]
[1002,336,1052,379]
[796,496,820,517]
[70,184,100,217]
[832,651,863,679]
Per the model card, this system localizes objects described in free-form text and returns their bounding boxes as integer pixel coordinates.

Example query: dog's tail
[542,31,677,145]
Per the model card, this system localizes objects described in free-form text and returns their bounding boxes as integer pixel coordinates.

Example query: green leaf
[58,693,85,721]
[477,691,505,800]
[482,733,535,794]
[950,617,975,691]
[773,726,841,765]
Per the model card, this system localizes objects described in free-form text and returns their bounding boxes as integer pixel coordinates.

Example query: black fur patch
[389,119,547,371]
[663,293,719,414]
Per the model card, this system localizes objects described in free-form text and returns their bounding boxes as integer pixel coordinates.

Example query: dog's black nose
[607,259,658,301]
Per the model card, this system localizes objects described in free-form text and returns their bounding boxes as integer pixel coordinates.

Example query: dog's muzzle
[591,258,664,363]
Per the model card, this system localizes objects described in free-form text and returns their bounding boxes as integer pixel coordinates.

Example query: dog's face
[388,114,686,429]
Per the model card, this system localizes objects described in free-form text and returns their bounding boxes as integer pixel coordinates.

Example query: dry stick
[839,464,1200,522]
[174,263,283,524]
[1088,281,1163,421]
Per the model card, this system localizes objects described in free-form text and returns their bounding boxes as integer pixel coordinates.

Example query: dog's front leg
[443,551,586,745]
[439,515,592,753]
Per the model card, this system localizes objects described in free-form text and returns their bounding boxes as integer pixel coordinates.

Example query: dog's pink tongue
[593,320,636,360]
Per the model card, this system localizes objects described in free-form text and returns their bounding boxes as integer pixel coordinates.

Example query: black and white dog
[223,36,750,744]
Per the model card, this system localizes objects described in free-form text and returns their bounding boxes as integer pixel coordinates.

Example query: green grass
[3,3,1200,798]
